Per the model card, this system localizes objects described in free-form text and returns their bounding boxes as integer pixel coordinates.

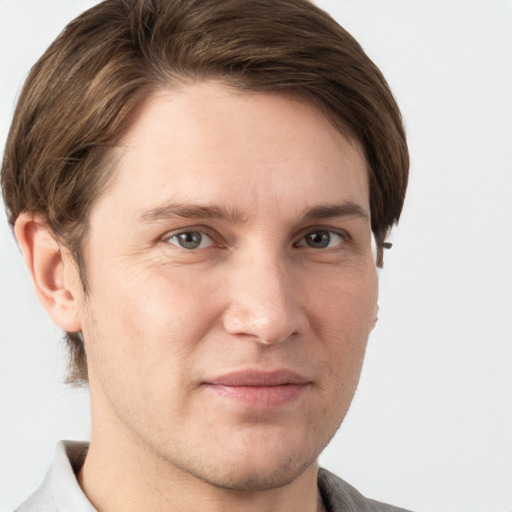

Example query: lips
[204,369,310,409]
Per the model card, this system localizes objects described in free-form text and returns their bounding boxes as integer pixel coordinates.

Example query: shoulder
[14,486,56,512]
[14,441,94,512]
[318,468,413,512]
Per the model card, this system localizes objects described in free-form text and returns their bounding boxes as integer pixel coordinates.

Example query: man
[1,0,409,511]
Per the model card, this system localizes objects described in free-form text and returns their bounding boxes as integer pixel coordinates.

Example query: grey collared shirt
[15,441,411,512]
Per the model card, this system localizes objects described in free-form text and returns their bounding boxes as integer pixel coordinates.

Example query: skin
[16,81,378,512]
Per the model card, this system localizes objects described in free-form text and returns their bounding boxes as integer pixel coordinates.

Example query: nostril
[222,300,307,345]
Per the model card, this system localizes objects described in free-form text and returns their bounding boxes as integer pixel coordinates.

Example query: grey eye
[297,230,344,249]
[168,231,213,249]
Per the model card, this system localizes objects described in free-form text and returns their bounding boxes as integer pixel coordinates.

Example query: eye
[167,231,214,250]
[295,230,345,249]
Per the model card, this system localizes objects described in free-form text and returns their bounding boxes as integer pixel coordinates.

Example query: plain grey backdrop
[1,1,511,511]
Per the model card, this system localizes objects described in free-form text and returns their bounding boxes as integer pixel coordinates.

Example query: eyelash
[164,228,349,251]
[294,229,347,250]
[166,231,216,250]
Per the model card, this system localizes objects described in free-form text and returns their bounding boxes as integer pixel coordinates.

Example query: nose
[222,255,308,345]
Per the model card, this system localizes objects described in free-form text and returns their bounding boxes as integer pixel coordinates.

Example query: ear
[14,213,83,332]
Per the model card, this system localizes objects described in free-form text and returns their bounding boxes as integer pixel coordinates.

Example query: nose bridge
[223,247,306,344]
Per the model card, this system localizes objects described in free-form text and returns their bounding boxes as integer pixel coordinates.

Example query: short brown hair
[1,0,409,384]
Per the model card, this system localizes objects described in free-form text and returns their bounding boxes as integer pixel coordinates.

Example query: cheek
[310,268,378,341]
[81,266,219,385]
[309,269,378,391]
[81,272,212,434]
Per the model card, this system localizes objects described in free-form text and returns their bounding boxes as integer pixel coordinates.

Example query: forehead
[91,81,369,224]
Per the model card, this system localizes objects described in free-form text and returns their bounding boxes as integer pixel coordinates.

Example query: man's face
[75,82,378,489]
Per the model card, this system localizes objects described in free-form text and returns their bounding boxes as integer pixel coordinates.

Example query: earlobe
[14,213,82,332]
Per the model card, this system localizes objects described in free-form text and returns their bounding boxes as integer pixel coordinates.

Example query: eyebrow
[139,203,249,224]
[139,200,369,225]
[301,202,369,223]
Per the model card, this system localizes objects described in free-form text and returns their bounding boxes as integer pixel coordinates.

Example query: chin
[191,453,317,491]
[174,425,331,492]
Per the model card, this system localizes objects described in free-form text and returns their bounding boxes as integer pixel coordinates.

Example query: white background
[1,1,511,511]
